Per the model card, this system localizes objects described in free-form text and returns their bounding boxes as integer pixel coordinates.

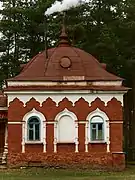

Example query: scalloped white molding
[86,108,109,122]
[7,91,124,107]
[55,108,78,122]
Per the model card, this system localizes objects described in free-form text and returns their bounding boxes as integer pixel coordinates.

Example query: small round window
[60,57,71,68]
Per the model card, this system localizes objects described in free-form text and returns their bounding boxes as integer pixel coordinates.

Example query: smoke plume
[45,0,87,16]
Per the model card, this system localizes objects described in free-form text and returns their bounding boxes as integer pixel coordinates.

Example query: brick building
[0,26,128,169]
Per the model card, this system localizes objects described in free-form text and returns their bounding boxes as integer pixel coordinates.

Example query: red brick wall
[110,123,123,152]
[78,124,85,152]
[46,124,54,153]
[25,144,43,153]
[57,144,75,152]
[88,143,107,152]
[8,124,22,152]
[8,97,124,169]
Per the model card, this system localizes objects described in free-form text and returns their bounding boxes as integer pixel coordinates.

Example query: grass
[0,166,135,180]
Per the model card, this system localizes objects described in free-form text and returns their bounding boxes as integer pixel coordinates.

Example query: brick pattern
[8,97,124,169]
[7,152,125,170]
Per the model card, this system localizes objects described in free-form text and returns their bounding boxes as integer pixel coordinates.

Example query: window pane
[35,124,40,140]
[29,118,39,124]
[91,129,96,140]
[35,130,40,140]
[91,123,104,141]
[28,116,40,141]
[29,129,33,140]
[29,124,33,129]
[92,124,96,129]
[98,123,102,130]
[98,123,103,140]
[91,116,103,123]
[35,124,39,131]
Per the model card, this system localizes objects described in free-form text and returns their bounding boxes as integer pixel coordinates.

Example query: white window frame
[54,108,78,143]
[22,108,46,144]
[90,116,104,141]
[86,108,109,143]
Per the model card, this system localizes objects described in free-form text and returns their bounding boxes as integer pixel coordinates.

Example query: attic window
[60,57,71,68]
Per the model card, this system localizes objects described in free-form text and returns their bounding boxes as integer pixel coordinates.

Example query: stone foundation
[7,152,125,170]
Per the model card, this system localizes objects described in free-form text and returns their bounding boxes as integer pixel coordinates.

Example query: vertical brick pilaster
[78,124,85,152]
[46,124,54,153]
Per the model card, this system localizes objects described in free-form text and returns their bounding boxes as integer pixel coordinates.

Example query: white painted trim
[90,141,106,144]
[109,121,123,124]
[22,121,25,153]
[7,92,124,107]
[112,152,124,154]
[7,81,87,86]
[5,90,127,95]
[0,107,7,110]
[43,122,46,153]
[54,108,78,152]
[55,108,78,123]
[7,80,122,87]
[86,108,110,152]
[46,121,55,124]
[8,121,91,125]
[22,108,46,152]
[93,81,122,86]
[78,121,88,124]
[25,141,43,144]
[8,122,22,124]
[85,122,89,152]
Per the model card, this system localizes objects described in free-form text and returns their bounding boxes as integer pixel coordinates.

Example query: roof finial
[58,11,70,47]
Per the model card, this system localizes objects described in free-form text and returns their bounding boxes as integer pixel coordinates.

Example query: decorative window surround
[7,91,124,107]
[54,108,78,153]
[86,108,110,152]
[22,108,46,153]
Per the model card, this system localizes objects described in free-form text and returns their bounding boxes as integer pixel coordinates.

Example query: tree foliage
[0,0,134,87]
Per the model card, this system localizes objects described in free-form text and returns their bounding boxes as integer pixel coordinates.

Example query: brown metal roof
[8,27,122,82]
[8,46,122,81]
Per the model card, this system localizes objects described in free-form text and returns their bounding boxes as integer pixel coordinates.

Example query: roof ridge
[72,47,87,78]
[44,47,58,76]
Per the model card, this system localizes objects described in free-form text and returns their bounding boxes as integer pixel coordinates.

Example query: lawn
[0,166,135,180]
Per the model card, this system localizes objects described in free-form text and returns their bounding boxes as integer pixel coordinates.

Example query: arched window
[90,116,104,141]
[86,108,109,143]
[58,115,75,143]
[28,116,40,141]
[22,108,46,144]
[54,108,78,143]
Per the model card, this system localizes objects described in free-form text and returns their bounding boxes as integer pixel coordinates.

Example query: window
[86,108,109,143]
[28,116,40,141]
[58,115,75,143]
[91,116,104,141]
[22,108,46,145]
[54,108,78,143]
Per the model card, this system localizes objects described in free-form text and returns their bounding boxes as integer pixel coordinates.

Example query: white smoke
[45,0,88,16]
